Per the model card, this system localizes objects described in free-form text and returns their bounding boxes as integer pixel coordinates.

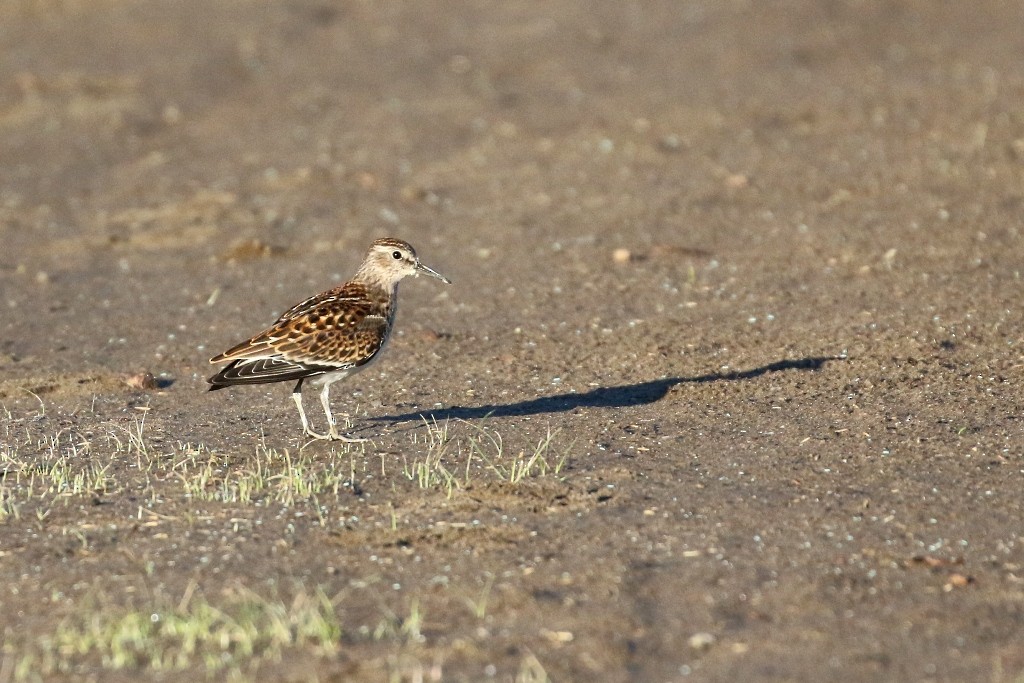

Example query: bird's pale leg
[293,379,329,440]
[319,380,367,443]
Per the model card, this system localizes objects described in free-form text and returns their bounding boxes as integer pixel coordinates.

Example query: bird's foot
[328,425,368,443]
[302,426,332,440]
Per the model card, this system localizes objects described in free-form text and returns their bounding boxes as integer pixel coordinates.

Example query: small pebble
[124,372,159,390]
[689,632,716,650]
[725,173,749,189]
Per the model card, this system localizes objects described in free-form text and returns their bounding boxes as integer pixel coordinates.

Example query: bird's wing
[210,294,389,372]
[208,356,325,386]
[274,281,368,322]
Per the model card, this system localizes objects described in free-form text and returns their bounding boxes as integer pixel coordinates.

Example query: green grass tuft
[14,585,342,679]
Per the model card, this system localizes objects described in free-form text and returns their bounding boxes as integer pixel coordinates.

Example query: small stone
[541,629,574,643]
[724,173,749,189]
[124,372,159,390]
[221,238,286,262]
[689,632,716,651]
[944,573,974,591]
[162,104,182,125]
[659,134,682,151]
[357,172,378,190]
[612,248,632,264]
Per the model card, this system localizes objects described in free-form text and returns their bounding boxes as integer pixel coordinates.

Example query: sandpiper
[208,238,451,441]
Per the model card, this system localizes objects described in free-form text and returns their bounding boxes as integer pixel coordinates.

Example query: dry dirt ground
[2,1,1024,681]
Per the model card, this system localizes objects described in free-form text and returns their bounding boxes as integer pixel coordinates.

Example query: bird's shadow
[374,356,840,424]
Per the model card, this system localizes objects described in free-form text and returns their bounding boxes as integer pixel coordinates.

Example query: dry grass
[0,403,572,680]
[13,584,341,679]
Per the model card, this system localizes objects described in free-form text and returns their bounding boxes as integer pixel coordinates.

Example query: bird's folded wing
[275,282,372,322]
[211,297,389,370]
[212,356,325,383]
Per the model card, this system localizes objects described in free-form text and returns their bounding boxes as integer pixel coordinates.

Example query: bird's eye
[392,251,402,260]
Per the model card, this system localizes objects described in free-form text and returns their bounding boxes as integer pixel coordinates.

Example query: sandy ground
[2,1,1024,681]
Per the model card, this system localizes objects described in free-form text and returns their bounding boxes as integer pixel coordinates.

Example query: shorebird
[208,238,450,441]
